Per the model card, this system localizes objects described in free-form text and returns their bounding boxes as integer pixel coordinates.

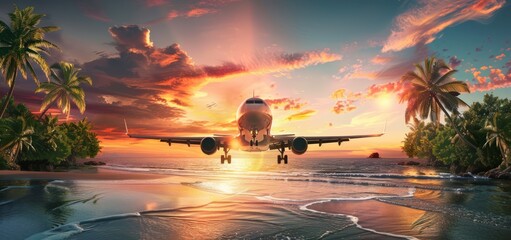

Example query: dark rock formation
[368,152,380,158]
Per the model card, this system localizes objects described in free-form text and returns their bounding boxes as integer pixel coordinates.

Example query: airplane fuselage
[236,97,272,152]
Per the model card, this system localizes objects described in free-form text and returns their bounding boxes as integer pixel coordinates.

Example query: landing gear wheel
[227,155,232,164]
[277,155,282,164]
[255,140,259,146]
[250,140,253,146]
[284,155,288,164]
[221,155,225,164]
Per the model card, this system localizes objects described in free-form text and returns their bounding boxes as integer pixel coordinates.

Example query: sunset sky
[1,0,511,159]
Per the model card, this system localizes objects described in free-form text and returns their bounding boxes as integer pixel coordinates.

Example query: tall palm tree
[484,113,510,168]
[400,57,476,149]
[0,116,35,167]
[0,6,59,118]
[36,61,92,119]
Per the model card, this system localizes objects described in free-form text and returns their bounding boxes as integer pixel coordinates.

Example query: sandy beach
[0,167,166,181]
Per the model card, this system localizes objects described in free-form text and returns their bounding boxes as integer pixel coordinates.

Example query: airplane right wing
[268,133,384,149]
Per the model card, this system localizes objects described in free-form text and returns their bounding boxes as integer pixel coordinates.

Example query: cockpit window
[246,99,264,104]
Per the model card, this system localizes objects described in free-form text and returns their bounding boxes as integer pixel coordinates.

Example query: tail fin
[124,119,129,135]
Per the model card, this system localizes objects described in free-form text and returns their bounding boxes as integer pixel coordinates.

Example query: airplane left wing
[124,120,234,147]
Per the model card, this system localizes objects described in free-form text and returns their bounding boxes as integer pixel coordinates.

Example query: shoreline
[0,167,166,181]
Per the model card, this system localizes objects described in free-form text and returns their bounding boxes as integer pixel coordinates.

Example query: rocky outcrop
[368,152,380,158]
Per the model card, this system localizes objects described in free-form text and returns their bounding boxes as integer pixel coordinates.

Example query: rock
[83,161,106,166]
[406,161,420,166]
[368,152,380,158]
[397,161,405,165]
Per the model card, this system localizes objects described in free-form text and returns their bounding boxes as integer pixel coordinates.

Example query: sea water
[1,157,510,239]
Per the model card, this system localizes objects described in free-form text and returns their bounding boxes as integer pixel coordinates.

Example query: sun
[377,93,393,108]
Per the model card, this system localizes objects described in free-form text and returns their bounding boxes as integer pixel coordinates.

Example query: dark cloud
[449,56,462,69]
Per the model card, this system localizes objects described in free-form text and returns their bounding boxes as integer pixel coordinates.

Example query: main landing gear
[220,146,231,164]
[277,144,288,164]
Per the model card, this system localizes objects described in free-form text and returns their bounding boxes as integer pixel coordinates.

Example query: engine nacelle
[200,137,217,155]
[291,137,308,155]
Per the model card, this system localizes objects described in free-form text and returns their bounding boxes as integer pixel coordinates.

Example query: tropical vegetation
[401,58,511,178]
[0,6,99,171]
[0,5,59,118]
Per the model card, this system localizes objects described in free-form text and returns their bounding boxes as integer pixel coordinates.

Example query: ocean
[1,157,511,239]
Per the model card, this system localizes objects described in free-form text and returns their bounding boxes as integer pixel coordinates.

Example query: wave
[297,188,418,240]
[0,185,33,192]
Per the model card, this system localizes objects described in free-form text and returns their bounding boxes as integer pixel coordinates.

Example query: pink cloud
[382,0,505,52]
[371,55,394,65]
[495,53,506,60]
[186,8,217,17]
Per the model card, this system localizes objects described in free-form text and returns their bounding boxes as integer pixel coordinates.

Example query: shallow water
[1,157,511,239]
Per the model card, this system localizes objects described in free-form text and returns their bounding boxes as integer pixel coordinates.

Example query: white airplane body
[126,97,384,164]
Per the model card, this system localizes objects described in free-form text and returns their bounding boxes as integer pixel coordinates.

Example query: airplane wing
[124,120,234,147]
[268,133,384,150]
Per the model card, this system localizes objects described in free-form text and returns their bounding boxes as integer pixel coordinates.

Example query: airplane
[206,102,217,109]
[125,97,384,164]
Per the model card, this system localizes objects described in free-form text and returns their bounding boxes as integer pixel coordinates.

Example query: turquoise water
[1,158,511,239]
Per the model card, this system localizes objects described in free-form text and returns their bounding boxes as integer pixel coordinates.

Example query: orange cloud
[332,100,356,114]
[382,0,505,52]
[286,110,317,121]
[265,98,306,111]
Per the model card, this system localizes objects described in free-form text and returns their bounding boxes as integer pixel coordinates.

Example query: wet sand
[0,167,166,180]
[308,199,440,239]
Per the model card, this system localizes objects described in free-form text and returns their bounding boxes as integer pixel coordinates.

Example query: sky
[1,0,511,159]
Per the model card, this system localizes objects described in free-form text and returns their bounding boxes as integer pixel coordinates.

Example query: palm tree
[0,116,35,167]
[484,113,510,168]
[0,6,59,118]
[35,61,92,119]
[400,57,476,149]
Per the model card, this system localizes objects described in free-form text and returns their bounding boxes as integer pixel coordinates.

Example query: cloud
[78,0,111,22]
[371,55,394,65]
[449,56,462,68]
[285,110,317,121]
[382,0,505,52]
[332,100,357,114]
[468,65,511,92]
[145,0,241,24]
[186,8,217,17]
[249,49,341,73]
[495,53,506,60]
[366,81,407,98]
[146,0,167,7]
[265,98,306,110]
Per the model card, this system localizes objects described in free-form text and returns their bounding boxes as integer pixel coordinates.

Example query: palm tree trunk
[434,96,477,149]
[0,74,16,119]
[38,102,54,120]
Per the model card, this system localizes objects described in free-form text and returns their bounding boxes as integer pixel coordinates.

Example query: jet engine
[291,137,308,155]
[200,137,217,155]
